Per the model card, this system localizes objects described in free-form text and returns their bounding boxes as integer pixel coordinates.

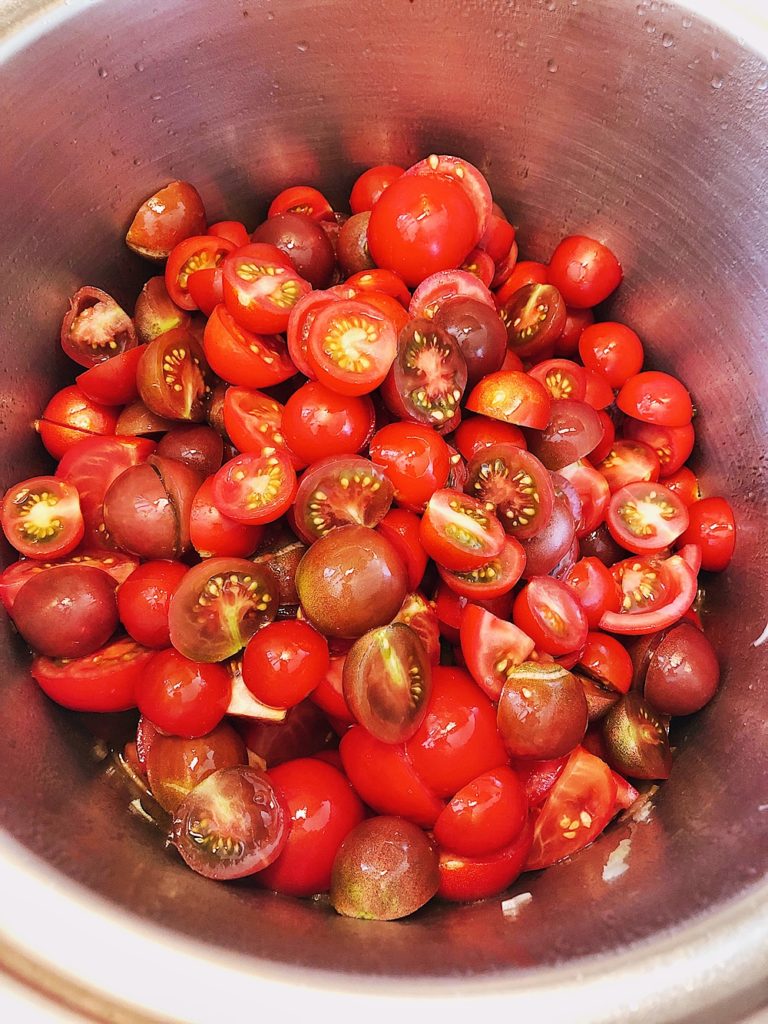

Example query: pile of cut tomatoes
[0,156,735,920]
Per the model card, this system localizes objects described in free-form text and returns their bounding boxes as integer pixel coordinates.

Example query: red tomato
[137,648,231,738]
[186,267,223,316]
[494,260,549,307]
[116,560,188,649]
[165,234,236,310]
[393,591,441,665]
[621,419,695,479]
[578,322,644,388]
[310,656,354,723]
[664,466,701,506]
[1,476,84,559]
[345,268,411,306]
[222,387,301,467]
[511,756,568,807]
[38,386,119,460]
[76,347,143,406]
[404,666,509,798]
[213,450,297,525]
[409,269,494,321]
[563,558,622,629]
[525,747,617,869]
[466,370,551,429]
[306,298,397,396]
[126,181,206,260]
[189,476,263,558]
[600,552,697,635]
[576,631,633,694]
[376,509,429,590]
[404,154,492,245]
[31,636,154,712]
[0,550,138,613]
[617,370,693,427]
[339,725,445,827]
[433,582,514,644]
[258,758,365,897]
[547,235,623,309]
[349,164,405,214]
[281,381,374,465]
[419,489,505,572]
[291,455,394,544]
[513,577,589,656]
[677,496,736,572]
[479,212,516,264]
[434,766,528,857]
[208,220,250,247]
[594,439,661,493]
[589,409,615,465]
[461,249,495,287]
[437,535,526,601]
[369,422,450,511]
[452,415,527,460]
[528,359,587,402]
[606,481,690,554]
[203,304,297,389]
[437,819,533,902]
[459,605,535,701]
[554,307,594,357]
[367,173,478,288]
[222,243,311,334]
[242,620,330,709]
[583,367,615,410]
[268,185,334,221]
[557,459,611,537]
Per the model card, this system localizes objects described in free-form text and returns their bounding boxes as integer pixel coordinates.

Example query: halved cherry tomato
[501,283,567,358]
[594,439,661,492]
[677,496,736,572]
[479,211,516,265]
[213,450,297,526]
[409,269,494,321]
[292,455,393,544]
[576,631,633,694]
[136,328,209,422]
[525,746,617,869]
[557,459,611,536]
[452,415,527,460]
[466,370,551,430]
[460,249,495,287]
[547,236,623,309]
[76,347,143,406]
[269,185,334,221]
[350,165,406,214]
[528,358,587,401]
[345,268,411,306]
[437,535,526,601]
[31,636,154,712]
[306,298,397,396]
[286,289,336,378]
[208,220,250,247]
[116,559,188,648]
[242,620,330,709]
[420,488,505,572]
[459,605,535,701]
[37,386,119,460]
[606,481,689,554]
[563,558,622,629]
[405,154,491,243]
[622,419,695,479]
[60,287,138,368]
[126,180,206,260]
[663,466,701,507]
[134,276,192,344]
[369,422,450,511]
[434,297,507,388]
[494,260,549,307]
[203,304,297,389]
[510,755,568,807]
[600,552,697,634]
[603,693,672,779]
[433,581,514,644]
[617,370,693,427]
[1,476,83,559]
[165,234,236,310]
[387,318,467,429]
[186,266,224,317]
[465,443,554,540]
[513,577,589,656]
[282,381,375,465]
[497,661,588,759]
[392,591,441,665]
[578,321,643,389]
[437,819,533,902]
[189,476,264,559]
[0,550,138,613]
[377,509,429,590]
[434,766,528,857]
[223,243,311,334]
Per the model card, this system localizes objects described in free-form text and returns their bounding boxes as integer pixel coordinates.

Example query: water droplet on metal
[134,61,145,72]
[97,67,108,78]
[547,58,558,73]
[681,15,692,28]
[661,32,674,47]
[266,10,275,19]
[711,74,723,90]
[151,93,162,101]
[757,79,768,92]
[297,40,309,52]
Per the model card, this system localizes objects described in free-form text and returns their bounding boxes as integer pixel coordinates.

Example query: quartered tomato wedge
[525,746,617,870]
[212,450,297,526]
[600,552,697,635]
[409,269,494,321]
[165,234,236,310]
[136,328,209,422]
[223,243,311,334]
[203,304,297,389]
[1,476,84,559]
[466,370,551,430]
[292,454,394,544]
[76,347,143,406]
[420,488,505,572]
[306,298,397,396]
[222,387,301,468]
[459,604,535,701]
[607,481,689,554]
[126,180,207,260]
[437,535,526,600]
[501,283,567,359]
[268,185,334,221]
[60,287,138,368]
[31,636,155,712]
[465,443,554,540]
[388,318,468,429]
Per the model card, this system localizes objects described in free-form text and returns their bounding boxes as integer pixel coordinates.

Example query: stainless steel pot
[0,0,766,1019]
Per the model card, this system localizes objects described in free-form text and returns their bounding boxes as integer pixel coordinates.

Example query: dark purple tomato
[519,486,576,577]
[252,212,335,290]
[497,661,587,760]
[337,212,376,276]
[525,400,603,472]
[10,565,117,658]
[146,722,248,813]
[434,296,507,388]
[642,622,720,715]
[156,424,224,478]
[602,693,672,780]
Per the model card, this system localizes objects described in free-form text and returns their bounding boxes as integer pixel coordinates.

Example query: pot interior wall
[0,0,766,979]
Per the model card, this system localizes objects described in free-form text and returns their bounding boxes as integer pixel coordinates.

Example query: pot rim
[0,0,767,1019]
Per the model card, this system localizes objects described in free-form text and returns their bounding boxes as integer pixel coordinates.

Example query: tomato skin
[1,476,84,560]
[405,155,492,245]
[664,466,700,506]
[242,620,330,709]
[137,648,231,738]
[339,725,445,827]
[677,496,735,572]
[437,818,533,902]
[369,422,450,511]
[525,746,617,870]
[466,371,551,430]
[405,666,509,799]
[547,235,623,309]
[554,306,594,357]
[511,756,568,807]
[452,415,527,460]
[367,173,478,288]
[116,560,188,649]
[578,322,644,389]
[189,476,263,558]
[282,381,374,465]
[577,631,633,694]
[208,220,250,247]
[203,304,297,389]
[258,758,365,896]
[76,347,143,406]
[600,552,697,635]
[350,164,406,214]
[31,637,154,712]
[513,578,589,656]
[434,766,528,857]
[617,371,693,428]
[563,557,622,628]
[38,386,119,460]
[376,509,428,590]
[310,656,354,723]
[126,181,206,260]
